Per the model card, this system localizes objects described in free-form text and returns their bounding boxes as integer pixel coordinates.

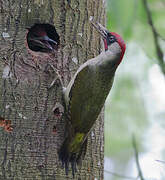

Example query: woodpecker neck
[98,42,122,68]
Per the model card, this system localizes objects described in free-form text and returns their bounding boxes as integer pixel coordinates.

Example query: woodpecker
[26,23,60,53]
[58,21,126,176]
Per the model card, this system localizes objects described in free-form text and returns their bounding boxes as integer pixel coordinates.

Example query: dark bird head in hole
[26,23,60,53]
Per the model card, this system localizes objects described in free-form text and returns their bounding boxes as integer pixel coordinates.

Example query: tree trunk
[0,0,105,179]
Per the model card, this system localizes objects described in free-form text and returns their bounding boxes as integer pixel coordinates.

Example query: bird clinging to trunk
[58,21,126,176]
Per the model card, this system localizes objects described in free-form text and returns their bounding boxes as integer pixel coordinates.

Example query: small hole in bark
[26,23,60,53]
[52,125,57,134]
[52,103,64,119]
[53,108,61,117]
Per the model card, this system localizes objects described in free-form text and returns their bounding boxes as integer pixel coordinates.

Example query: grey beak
[35,35,57,45]
[90,21,109,38]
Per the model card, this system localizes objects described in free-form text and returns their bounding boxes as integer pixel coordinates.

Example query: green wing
[68,64,93,133]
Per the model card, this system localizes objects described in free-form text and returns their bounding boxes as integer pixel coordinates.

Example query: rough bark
[0,0,105,179]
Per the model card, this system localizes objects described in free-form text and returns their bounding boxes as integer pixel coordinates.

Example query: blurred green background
[104,0,165,179]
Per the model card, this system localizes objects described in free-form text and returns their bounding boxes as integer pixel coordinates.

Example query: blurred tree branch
[132,135,145,180]
[156,159,165,164]
[142,0,165,76]
[104,136,146,180]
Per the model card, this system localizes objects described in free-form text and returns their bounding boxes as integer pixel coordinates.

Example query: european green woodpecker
[59,21,126,176]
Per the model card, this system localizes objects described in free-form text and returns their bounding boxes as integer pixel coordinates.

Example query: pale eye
[109,35,116,43]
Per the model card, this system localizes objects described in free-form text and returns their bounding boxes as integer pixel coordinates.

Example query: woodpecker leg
[47,64,64,89]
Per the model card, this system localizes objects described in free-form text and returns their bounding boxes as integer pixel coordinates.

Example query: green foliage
[107,0,137,39]
[107,0,165,44]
